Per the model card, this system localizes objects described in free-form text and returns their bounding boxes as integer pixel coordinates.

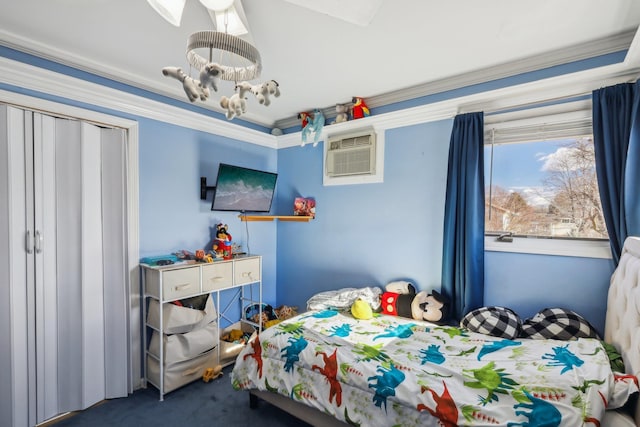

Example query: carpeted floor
[53,365,310,427]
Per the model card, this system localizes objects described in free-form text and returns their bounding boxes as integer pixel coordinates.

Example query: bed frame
[250,236,640,427]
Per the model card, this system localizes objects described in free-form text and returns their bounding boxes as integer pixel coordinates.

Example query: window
[483,103,611,258]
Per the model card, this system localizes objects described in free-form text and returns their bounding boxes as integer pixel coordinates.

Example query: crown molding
[0,29,272,127]
[273,29,636,130]
[0,55,277,148]
[1,46,638,153]
[279,62,639,149]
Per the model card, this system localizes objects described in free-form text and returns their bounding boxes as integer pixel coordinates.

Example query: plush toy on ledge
[334,103,349,124]
[300,108,325,147]
[381,281,450,324]
[351,96,370,120]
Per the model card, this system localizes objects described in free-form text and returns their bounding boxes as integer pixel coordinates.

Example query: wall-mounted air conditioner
[325,131,376,177]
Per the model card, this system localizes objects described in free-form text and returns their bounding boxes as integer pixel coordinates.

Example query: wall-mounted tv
[211,163,278,213]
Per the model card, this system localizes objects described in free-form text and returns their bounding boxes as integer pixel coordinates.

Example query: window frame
[483,100,611,259]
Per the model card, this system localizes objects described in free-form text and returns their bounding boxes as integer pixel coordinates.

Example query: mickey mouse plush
[381,281,450,324]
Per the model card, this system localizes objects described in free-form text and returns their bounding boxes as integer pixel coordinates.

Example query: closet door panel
[101,127,129,398]
[34,113,61,422]
[80,122,106,407]
[0,105,31,427]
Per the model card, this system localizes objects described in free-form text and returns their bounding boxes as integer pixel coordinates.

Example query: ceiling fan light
[199,0,234,12]
[147,0,186,26]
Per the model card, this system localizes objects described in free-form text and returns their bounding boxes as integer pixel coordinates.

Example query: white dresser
[141,255,262,400]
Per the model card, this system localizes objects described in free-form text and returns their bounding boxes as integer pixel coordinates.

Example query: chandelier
[148,0,280,120]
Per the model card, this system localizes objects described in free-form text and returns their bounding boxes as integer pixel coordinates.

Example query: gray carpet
[54,366,310,426]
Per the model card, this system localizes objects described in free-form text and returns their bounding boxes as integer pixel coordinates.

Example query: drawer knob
[210,276,224,281]
[174,283,190,291]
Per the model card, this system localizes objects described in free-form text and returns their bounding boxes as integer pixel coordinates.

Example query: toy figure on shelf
[351,96,370,119]
[334,103,349,124]
[214,223,233,260]
[300,108,325,147]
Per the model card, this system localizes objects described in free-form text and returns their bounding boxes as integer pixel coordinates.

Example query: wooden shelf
[238,215,313,222]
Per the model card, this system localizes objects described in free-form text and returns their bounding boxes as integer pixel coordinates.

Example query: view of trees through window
[485,135,608,239]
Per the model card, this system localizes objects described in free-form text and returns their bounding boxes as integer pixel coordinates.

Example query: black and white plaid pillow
[460,306,522,339]
[520,308,600,340]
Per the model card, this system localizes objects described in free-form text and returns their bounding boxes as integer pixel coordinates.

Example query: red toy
[214,223,233,260]
[298,111,311,129]
[351,97,370,119]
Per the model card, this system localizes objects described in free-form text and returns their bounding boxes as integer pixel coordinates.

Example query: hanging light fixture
[147,0,186,26]
[149,0,280,120]
[198,0,234,11]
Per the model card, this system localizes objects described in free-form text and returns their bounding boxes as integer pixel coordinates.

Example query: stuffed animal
[381,281,450,324]
[301,108,325,147]
[252,79,280,106]
[298,111,311,129]
[235,81,253,99]
[214,223,233,258]
[351,96,370,119]
[162,66,208,102]
[199,62,224,92]
[220,93,246,120]
[334,103,349,124]
[351,298,373,320]
[274,305,298,320]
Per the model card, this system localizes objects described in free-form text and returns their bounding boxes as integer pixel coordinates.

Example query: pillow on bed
[520,308,600,340]
[460,306,522,339]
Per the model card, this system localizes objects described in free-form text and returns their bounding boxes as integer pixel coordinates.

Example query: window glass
[484,136,608,239]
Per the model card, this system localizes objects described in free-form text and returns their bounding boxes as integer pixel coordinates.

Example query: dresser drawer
[234,257,261,285]
[147,266,200,301]
[201,262,233,291]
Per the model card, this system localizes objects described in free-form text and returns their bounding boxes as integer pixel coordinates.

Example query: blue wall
[484,252,614,335]
[275,120,613,335]
[0,48,617,334]
[138,118,278,323]
[275,120,450,310]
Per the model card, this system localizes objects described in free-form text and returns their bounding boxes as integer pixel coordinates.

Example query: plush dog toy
[199,62,224,93]
[381,281,450,324]
[162,66,209,102]
[220,93,246,120]
[252,79,280,106]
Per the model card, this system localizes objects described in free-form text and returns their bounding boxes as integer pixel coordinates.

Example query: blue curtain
[593,81,640,264]
[441,112,485,321]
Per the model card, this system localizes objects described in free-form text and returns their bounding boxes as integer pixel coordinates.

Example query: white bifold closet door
[0,105,130,427]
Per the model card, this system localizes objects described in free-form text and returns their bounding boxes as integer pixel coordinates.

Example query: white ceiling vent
[326,132,376,177]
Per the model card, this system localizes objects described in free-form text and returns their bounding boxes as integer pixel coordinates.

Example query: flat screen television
[211,163,278,213]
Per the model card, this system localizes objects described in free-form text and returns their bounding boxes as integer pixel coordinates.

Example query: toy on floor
[202,365,223,382]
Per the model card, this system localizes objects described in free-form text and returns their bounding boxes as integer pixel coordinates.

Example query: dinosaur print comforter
[231,310,638,426]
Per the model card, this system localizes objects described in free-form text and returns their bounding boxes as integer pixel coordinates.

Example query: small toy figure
[351,96,370,119]
[334,103,349,124]
[202,365,223,382]
[298,111,311,129]
[301,108,325,147]
[214,223,233,259]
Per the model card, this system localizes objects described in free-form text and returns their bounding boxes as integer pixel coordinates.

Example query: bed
[231,236,640,426]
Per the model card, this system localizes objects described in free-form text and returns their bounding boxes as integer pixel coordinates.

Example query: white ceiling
[1,0,640,129]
